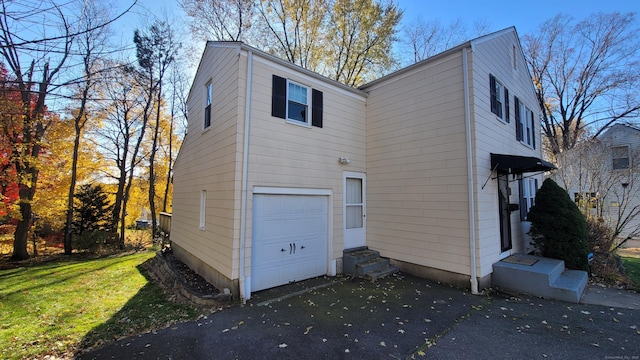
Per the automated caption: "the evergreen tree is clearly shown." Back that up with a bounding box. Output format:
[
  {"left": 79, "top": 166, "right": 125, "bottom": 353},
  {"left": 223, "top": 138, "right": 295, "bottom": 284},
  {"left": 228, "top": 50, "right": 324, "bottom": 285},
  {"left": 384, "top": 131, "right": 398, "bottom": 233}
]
[
  {"left": 72, "top": 184, "right": 114, "bottom": 235},
  {"left": 528, "top": 178, "right": 590, "bottom": 271}
]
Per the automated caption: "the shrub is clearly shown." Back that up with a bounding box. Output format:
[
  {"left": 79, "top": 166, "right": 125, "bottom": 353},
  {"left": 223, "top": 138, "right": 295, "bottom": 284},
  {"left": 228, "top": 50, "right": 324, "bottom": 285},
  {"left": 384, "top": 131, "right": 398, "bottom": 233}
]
[
  {"left": 72, "top": 230, "right": 119, "bottom": 253},
  {"left": 586, "top": 216, "right": 614, "bottom": 254},
  {"left": 528, "top": 178, "right": 590, "bottom": 271}
]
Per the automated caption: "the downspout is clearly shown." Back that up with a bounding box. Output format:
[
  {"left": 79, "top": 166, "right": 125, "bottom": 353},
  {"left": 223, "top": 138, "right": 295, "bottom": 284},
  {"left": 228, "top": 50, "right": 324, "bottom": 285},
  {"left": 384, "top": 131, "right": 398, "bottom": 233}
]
[
  {"left": 239, "top": 49, "right": 253, "bottom": 303},
  {"left": 462, "top": 47, "right": 479, "bottom": 295}
]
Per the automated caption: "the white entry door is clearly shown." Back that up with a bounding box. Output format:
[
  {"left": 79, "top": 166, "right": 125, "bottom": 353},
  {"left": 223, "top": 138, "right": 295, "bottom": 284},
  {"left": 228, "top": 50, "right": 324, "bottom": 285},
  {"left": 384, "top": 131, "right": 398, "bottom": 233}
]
[
  {"left": 344, "top": 172, "right": 366, "bottom": 249},
  {"left": 251, "top": 194, "right": 328, "bottom": 292}
]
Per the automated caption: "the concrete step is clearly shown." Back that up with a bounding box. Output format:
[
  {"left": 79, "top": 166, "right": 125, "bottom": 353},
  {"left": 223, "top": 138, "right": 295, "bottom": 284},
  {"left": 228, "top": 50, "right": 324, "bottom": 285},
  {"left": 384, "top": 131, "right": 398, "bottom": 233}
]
[
  {"left": 365, "top": 264, "right": 400, "bottom": 281},
  {"left": 343, "top": 247, "right": 398, "bottom": 280},
  {"left": 356, "top": 257, "right": 389, "bottom": 276},
  {"left": 550, "top": 270, "right": 588, "bottom": 303},
  {"left": 492, "top": 254, "right": 588, "bottom": 303},
  {"left": 343, "top": 248, "right": 381, "bottom": 275}
]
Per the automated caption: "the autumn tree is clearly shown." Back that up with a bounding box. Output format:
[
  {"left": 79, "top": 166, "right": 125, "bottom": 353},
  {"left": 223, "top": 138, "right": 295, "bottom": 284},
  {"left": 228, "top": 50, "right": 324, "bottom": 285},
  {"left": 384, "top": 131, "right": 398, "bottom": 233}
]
[
  {"left": 522, "top": 13, "right": 640, "bottom": 156},
  {"left": 0, "top": 0, "right": 135, "bottom": 259},
  {"left": 134, "top": 20, "right": 180, "bottom": 236},
  {"left": 182, "top": 0, "right": 402, "bottom": 87},
  {"left": 324, "top": 0, "right": 401, "bottom": 86},
  {"left": 0, "top": 63, "right": 21, "bottom": 219},
  {"left": 92, "top": 64, "right": 146, "bottom": 248},
  {"left": 62, "top": 0, "right": 114, "bottom": 255}
]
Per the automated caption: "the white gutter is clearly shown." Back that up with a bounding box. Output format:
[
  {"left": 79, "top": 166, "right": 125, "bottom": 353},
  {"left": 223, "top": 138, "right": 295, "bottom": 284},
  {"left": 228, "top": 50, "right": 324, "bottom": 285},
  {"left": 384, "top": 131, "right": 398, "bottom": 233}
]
[
  {"left": 239, "top": 50, "right": 253, "bottom": 302},
  {"left": 462, "top": 47, "right": 479, "bottom": 295}
]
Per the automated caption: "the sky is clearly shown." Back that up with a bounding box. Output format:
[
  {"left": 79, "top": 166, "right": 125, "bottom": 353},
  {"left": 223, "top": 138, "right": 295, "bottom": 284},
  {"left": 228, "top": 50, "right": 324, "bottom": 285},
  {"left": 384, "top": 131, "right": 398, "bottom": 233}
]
[
  {"left": 113, "top": 0, "right": 640, "bottom": 68},
  {"left": 124, "top": 0, "right": 640, "bottom": 36},
  {"left": 398, "top": 0, "right": 639, "bottom": 34}
]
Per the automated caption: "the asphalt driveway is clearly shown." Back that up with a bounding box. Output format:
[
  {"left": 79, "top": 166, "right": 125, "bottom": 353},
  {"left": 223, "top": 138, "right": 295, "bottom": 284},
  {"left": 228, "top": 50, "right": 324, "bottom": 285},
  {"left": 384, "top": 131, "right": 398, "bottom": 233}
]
[{"left": 78, "top": 273, "right": 640, "bottom": 360}]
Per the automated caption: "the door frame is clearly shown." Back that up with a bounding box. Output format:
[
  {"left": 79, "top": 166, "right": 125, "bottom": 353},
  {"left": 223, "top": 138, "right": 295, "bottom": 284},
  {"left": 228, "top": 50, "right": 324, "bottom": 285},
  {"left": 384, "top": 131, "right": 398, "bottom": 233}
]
[
  {"left": 343, "top": 172, "right": 366, "bottom": 250},
  {"left": 497, "top": 173, "right": 513, "bottom": 253}
]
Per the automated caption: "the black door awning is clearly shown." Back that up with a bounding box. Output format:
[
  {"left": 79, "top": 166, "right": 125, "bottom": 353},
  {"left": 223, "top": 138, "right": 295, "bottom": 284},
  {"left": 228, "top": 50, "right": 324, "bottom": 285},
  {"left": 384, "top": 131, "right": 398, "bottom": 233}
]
[{"left": 490, "top": 153, "right": 556, "bottom": 174}]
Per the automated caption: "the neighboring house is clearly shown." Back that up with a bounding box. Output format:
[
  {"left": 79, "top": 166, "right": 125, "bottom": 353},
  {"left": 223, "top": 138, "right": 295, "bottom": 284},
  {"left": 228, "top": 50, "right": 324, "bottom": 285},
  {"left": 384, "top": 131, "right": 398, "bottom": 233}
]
[
  {"left": 555, "top": 124, "right": 640, "bottom": 247},
  {"left": 171, "top": 27, "right": 553, "bottom": 301}
]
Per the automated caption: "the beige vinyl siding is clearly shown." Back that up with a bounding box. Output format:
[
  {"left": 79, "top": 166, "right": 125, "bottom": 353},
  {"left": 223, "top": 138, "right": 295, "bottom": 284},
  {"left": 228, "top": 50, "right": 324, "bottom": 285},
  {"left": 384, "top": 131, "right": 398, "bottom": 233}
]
[
  {"left": 470, "top": 30, "right": 544, "bottom": 276},
  {"left": 172, "top": 44, "right": 243, "bottom": 280},
  {"left": 363, "top": 49, "right": 472, "bottom": 276},
  {"left": 243, "top": 55, "right": 367, "bottom": 263}
]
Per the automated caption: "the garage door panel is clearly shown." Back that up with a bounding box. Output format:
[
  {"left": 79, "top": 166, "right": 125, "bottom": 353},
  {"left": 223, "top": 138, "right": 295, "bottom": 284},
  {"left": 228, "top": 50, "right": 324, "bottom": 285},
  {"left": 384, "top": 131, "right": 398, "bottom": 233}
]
[{"left": 251, "top": 194, "right": 328, "bottom": 292}]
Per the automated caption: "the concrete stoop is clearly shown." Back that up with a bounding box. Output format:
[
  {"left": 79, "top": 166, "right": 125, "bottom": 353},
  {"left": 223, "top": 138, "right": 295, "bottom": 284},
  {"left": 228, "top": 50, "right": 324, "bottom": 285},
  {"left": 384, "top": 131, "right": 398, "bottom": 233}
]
[
  {"left": 492, "top": 254, "right": 588, "bottom": 303},
  {"left": 343, "top": 247, "right": 399, "bottom": 281}
]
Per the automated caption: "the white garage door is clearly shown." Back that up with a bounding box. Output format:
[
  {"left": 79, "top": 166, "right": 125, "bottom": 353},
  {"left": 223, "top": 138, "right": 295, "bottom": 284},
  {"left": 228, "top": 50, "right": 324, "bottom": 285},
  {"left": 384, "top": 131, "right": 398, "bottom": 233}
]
[{"left": 251, "top": 194, "right": 328, "bottom": 292}]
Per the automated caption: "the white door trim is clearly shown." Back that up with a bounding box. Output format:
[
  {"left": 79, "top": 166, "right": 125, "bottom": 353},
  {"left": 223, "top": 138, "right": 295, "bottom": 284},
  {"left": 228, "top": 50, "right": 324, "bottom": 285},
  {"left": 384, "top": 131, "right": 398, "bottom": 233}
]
[{"left": 343, "top": 172, "right": 366, "bottom": 249}]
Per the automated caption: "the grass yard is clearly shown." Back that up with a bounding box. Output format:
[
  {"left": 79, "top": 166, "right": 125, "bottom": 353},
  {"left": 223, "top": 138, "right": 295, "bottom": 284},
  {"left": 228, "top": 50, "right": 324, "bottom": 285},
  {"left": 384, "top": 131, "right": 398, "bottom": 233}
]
[
  {"left": 0, "top": 250, "right": 200, "bottom": 360},
  {"left": 621, "top": 256, "right": 640, "bottom": 291}
]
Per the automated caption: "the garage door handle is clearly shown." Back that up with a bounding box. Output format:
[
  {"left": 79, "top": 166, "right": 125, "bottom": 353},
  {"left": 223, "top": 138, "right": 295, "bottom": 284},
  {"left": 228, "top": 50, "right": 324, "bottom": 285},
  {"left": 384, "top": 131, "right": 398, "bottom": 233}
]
[
  {"left": 300, "top": 245, "right": 305, "bottom": 250},
  {"left": 293, "top": 243, "right": 296, "bottom": 253},
  {"left": 290, "top": 243, "right": 293, "bottom": 254},
  {"left": 281, "top": 248, "right": 286, "bottom": 252}
]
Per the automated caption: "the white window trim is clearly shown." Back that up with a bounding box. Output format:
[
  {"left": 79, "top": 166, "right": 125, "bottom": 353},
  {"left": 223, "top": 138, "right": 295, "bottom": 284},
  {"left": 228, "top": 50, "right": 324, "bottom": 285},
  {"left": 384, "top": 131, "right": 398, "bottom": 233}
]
[
  {"left": 285, "top": 79, "right": 311, "bottom": 127},
  {"left": 199, "top": 190, "right": 206, "bottom": 230},
  {"left": 521, "top": 177, "right": 537, "bottom": 221},
  {"left": 204, "top": 82, "right": 213, "bottom": 130}
]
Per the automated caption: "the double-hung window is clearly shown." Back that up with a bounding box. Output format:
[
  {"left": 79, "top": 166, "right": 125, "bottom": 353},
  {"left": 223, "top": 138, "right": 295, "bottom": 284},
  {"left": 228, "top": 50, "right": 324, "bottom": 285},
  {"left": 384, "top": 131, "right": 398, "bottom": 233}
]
[
  {"left": 287, "top": 81, "right": 309, "bottom": 123},
  {"left": 490, "top": 74, "right": 509, "bottom": 122},
  {"left": 204, "top": 82, "right": 212, "bottom": 129},
  {"left": 271, "top": 75, "right": 323, "bottom": 128},
  {"left": 519, "top": 177, "right": 538, "bottom": 221},
  {"left": 612, "top": 145, "right": 630, "bottom": 170},
  {"left": 515, "top": 97, "right": 535, "bottom": 148}
]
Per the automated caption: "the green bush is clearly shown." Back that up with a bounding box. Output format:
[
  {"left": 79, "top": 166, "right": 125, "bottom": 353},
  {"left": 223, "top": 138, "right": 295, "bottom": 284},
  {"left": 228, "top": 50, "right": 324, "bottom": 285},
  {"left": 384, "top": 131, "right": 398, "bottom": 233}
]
[
  {"left": 72, "top": 230, "right": 119, "bottom": 253},
  {"left": 528, "top": 178, "right": 590, "bottom": 271}
]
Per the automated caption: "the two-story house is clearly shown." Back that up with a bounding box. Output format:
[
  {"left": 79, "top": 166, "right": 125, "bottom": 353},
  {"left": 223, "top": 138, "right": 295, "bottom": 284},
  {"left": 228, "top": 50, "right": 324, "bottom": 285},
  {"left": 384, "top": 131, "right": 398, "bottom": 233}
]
[{"left": 170, "top": 27, "right": 553, "bottom": 301}]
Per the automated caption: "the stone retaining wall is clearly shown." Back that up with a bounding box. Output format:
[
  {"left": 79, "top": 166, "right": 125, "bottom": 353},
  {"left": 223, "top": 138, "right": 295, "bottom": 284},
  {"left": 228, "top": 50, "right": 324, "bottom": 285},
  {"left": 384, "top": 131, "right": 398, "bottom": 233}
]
[{"left": 146, "top": 251, "right": 233, "bottom": 307}]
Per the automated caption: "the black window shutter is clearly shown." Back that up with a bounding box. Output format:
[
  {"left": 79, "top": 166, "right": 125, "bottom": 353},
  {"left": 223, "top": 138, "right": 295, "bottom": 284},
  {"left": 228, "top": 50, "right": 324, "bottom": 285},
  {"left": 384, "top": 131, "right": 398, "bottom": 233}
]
[
  {"left": 514, "top": 96, "right": 522, "bottom": 141},
  {"left": 531, "top": 110, "right": 536, "bottom": 149},
  {"left": 489, "top": 74, "right": 497, "bottom": 114},
  {"left": 312, "top": 89, "right": 323, "bottom": 128},
  {"left": 504, "top": 88, "right": 510, "bottom": 123},
  {"left": 272, "top": 75, "right": 286, "bottom": 119}
]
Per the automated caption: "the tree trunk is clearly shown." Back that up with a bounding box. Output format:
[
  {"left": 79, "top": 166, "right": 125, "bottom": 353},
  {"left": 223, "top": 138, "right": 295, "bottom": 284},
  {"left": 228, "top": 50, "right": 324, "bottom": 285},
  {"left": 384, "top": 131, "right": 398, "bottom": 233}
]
[
  {"left": 12, "top": 203, "right": 31, "bottom": 260},
  {"left": 63, "top": 124, "right": 82, "bottom": 255}
]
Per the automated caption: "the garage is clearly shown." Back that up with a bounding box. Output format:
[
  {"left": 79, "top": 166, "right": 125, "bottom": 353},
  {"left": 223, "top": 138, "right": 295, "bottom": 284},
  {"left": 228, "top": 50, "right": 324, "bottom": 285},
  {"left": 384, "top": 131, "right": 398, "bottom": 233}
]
[{"left": 251, "top": 193, "right": 329, "bottom": 292}]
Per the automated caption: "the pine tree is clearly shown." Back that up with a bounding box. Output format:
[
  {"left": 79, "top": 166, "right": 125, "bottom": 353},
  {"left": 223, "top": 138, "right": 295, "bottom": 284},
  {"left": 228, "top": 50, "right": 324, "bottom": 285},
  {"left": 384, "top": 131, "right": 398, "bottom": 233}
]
[{"left": 72, "top": 184, "right": 114, "bottom": 235}]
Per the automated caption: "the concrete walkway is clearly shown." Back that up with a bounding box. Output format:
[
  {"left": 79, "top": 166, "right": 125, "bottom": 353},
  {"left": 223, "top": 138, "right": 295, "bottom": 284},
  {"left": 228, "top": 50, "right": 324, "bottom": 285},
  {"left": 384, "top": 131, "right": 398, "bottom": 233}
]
[{"left": 77, "top": 273, "right": 640, "bottom": 360}]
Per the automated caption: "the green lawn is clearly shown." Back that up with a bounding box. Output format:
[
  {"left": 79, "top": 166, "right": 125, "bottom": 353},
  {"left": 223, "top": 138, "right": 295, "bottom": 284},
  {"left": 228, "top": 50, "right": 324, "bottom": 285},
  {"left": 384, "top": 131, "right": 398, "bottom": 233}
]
[
  {"left": 621, "top": 256, "right": 640, "bottom": 291},
  {"left": 0, "top": 251, "right": 199, "bottom": 359}
]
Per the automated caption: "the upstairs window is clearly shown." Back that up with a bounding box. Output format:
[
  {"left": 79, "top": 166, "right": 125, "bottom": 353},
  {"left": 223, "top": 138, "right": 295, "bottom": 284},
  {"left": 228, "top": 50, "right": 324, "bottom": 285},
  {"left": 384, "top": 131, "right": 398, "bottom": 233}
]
[
  {"left": 272, "top": 75, "right": 323, "bottom": 128},
  {"left": 204, "top": 82, "right": 212, "bottom": 129},
  {"left": 490, "top": 74, "right": 509, "bottom": 122},
  {"left": 287, "top": 81, "right": 308, "bottom": 123},
  {"left": 515, "top": 97, "right": 536, "bottom": 149},
  {"left": 612, "top": 145, "right": 630, "bottom": 170}
]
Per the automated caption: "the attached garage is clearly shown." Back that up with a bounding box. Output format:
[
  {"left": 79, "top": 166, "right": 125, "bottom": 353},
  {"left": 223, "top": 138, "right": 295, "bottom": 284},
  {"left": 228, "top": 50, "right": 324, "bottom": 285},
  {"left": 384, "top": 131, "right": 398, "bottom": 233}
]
[{"left": 251, "top": 192, "right": 330, "bottom": 292}]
